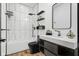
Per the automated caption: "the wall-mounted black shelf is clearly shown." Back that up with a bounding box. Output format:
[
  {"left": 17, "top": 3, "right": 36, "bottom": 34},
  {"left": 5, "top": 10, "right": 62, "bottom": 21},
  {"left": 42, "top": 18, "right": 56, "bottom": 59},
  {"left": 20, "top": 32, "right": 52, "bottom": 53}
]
[
  {"left": 37, "top": 18, "right": 45, "bottom": 21},
  {"left": 36, "top": 25, "right": 45, "bottom": 30},
  {"left": 37, "top": 10, "right": 45, "bottom": 15}
]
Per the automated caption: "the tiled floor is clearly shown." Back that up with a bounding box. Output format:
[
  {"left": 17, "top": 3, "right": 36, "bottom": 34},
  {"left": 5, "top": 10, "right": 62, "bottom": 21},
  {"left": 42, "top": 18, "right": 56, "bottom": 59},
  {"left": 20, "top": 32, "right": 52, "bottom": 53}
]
[{"left": 8, "top": 50, "right": 45, "bottom": 56}]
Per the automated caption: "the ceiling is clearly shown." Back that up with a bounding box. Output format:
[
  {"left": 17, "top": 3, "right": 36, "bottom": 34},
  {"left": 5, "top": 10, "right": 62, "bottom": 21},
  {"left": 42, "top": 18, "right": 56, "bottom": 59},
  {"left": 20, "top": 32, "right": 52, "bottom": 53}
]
[{"left": 20, "top": 3, "right": 38, "bottom": 8}]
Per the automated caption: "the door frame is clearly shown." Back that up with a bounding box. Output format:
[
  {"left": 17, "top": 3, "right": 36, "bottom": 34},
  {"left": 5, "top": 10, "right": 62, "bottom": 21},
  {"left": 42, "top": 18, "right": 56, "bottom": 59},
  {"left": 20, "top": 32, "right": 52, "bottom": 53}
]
[
  {"left": 5, "top": 3, "right": 7, "bottom": 56},
  {"left": 78, "top": 3, "right": 79, "bottom": 56},
  {"left": 0, "top": 3, "right": 8, "bottom": 56}
]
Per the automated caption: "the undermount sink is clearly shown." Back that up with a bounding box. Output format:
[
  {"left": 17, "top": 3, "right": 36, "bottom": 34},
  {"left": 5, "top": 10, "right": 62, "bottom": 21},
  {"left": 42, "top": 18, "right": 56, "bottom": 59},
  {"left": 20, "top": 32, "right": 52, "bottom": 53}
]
[
  {"left": 45, "top": 35, "right": 75, "bottom": 43},
  {"left": 39, "top": 35, "right": 77, "bottom": 49}
]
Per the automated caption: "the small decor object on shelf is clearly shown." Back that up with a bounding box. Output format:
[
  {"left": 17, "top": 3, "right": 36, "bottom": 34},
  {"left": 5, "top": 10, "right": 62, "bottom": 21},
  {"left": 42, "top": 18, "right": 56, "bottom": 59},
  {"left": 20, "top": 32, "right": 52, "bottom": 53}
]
[
  {"left": 46, "top": 30, "right": 52, "bottom": 35},
  {"left": 36, "top": 25, "right": 45, "bottom": 30},
  {"left": 66, "top": 30, "right": 75, "bottom": 39}
]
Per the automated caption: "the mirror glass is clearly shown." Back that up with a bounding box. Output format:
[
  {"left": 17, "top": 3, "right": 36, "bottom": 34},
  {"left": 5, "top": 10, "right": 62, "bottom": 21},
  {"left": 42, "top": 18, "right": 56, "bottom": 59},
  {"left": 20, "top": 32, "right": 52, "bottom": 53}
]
[{"left": 52, "top": 3, "right": 72, "bottom": 29}]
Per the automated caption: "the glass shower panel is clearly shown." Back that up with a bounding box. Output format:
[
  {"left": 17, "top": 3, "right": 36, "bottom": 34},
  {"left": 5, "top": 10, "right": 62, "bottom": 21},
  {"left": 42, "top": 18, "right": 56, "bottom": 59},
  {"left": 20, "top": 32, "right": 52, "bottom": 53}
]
[
  {"left": 14, "top": 4, "right": 30, "bottom": 41},
  {"left": 6, "top": 3, "right": 32, "bottom": 54},
  {"left": 7, "top": 3, "right": 31, "bottom": 42},
  {"left": 7, "top": 3, "right": 16, "bottom": 41}
]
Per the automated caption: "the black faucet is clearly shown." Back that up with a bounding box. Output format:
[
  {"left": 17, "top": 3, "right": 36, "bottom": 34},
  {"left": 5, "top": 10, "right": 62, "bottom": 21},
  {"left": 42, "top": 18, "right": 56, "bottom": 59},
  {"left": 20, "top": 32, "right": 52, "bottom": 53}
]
[{"left": 54, "top": 30, "right": 61, "bottom": 36}]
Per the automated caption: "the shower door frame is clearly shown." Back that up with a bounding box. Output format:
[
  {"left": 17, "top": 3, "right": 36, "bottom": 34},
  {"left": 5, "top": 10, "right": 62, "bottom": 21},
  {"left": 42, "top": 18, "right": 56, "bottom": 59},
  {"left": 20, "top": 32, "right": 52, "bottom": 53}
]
[
  {"left": 78, "top": 3, "right": 79, "bottom": 56},
  {"left": 0, "top": 3, "right": 1, "bottom": 56},
  {"left": 0, "top": 3, "right": 8, "bottom": 56},
  {"left": 5, "top": 3, "right": 8, "bottom": 56}
]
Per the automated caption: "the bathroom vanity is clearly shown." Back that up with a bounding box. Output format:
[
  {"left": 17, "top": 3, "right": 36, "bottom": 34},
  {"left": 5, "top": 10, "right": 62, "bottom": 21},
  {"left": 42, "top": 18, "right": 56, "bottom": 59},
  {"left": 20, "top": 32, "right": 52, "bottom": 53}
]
[{"left": 38, "top": 35, "right": 77, "bottom": 56}]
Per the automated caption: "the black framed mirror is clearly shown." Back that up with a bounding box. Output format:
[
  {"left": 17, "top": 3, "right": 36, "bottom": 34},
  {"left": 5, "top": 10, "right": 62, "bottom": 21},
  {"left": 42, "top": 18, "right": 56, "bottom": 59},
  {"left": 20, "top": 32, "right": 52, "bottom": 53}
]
[{"left": 52, "top": 3, "right": 72, "bottom": 29}]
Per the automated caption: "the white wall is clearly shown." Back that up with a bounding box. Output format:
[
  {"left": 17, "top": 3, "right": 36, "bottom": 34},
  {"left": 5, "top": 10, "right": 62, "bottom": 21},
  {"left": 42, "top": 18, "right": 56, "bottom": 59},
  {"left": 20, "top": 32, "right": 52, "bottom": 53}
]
[
  {"left": 38, "top": 3, "right": 77, "bottom": 48},
  {"left": 30, "top": 4, "right": 39, "bottom": 42}
]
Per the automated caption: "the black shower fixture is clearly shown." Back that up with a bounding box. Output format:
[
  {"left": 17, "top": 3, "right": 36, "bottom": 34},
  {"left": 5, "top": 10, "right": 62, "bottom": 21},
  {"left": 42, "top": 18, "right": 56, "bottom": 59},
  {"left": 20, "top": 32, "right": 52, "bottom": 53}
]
[{"left": 28, "top": 13, "right": 35, "bottom": 16}]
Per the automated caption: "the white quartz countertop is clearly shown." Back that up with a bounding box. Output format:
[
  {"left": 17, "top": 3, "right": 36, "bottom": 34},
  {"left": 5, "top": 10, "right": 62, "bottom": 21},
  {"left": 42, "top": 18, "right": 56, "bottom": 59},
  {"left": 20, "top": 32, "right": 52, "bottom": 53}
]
[{"left": 39, "top": 35, "right": 77, "bottom": 49}]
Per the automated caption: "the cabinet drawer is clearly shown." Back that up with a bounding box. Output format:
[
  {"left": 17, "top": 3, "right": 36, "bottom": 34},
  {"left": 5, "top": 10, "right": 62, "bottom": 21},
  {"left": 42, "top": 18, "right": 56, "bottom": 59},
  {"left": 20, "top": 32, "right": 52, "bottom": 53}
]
[
  {"left": 58, "top": 46, "right": 74, "bottom": 56},
  {"left": 44, "top": 41, "right": 58, "bottom": 55},
  {"left": 44, "top": 49, "right": 56, "bottom": 56}
]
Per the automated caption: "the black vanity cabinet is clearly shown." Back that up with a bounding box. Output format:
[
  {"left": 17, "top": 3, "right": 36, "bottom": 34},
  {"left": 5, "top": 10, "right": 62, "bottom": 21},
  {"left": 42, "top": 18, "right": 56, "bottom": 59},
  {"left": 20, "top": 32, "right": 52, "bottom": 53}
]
[
  {"left": 38, "top": 39, "right": 44, "bottom": 53},
  {"left": 39, "top": 39, "right": 77, "bottom": 56},
  {"left": 58, "top": 46, "right": 75, "bottom": 56},
  {"left": 44, "top": 41, "right": 58, "bottom": 56},
  {"left": 39, "top": 39, "right": 58, "bottom": 56}
]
